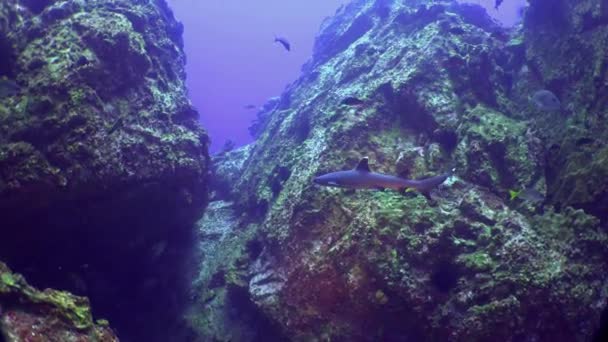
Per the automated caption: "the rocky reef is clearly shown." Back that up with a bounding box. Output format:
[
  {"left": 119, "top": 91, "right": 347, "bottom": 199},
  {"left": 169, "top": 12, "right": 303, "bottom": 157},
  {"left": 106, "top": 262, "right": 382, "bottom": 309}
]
[
  {"left": 189, "top": 0, "right": 608, "bottom": 341},
  {"left": 0, "top": 0, "right": 209, "bottom": 340},
  {"left": 0, "top": 261, "right": 118, "bottom": 341}
]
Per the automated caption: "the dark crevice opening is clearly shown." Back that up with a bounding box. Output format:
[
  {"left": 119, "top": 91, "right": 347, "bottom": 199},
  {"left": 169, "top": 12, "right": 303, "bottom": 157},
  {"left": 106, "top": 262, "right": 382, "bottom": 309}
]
[
  {"left": 269, "top": 166, "right": 292, "bottom": 197},
  {"left": 433, "top": 129, "right": 459, "bottom": 152},
  {"left": 246, "top": 238, "right": 263, "bottom": 260},
  {"left": 0, "top": 184, "right": 202, "bottom": 342},
  {"left": 593, "top": 301, "right": 608, "bottom": 342},
  {"left": 22, "top": 0, "right": 54, "bottom": 15},
  {"left": 430, "top": 260, "right": 460, "bottom": 293},
  {"left": 0, "top": 32, "right": 16, "bottom": 78},
  {"left": 225, "top": 286, "right": 288, "bottom": 342}
]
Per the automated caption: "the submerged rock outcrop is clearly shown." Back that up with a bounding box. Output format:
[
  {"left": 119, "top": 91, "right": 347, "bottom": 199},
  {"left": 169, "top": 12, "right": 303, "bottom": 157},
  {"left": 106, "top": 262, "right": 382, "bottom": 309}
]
[
  {"left": 0, "top": 0, "right": 209, "bottom": 340},
  {"left": 0, "top": 261, "right": 118, "bottom": 341},
  {"left": 190, "top": 0, "right": 608, "bottom": 341}
]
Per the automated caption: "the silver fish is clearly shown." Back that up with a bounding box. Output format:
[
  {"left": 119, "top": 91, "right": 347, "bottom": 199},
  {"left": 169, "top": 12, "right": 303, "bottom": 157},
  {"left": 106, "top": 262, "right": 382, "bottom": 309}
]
[{"left": 531, "top": 89, "right": 561, "bottom": 111}]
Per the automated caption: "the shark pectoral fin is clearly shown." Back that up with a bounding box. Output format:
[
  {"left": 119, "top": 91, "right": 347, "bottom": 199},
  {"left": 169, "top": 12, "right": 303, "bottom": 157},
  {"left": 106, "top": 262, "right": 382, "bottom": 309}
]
[
  {"left": 421, "top": 192, "right": 438, "bottom": 206},
  {"left": 422, "top": 192, "right": 433, "bottom": 201}
]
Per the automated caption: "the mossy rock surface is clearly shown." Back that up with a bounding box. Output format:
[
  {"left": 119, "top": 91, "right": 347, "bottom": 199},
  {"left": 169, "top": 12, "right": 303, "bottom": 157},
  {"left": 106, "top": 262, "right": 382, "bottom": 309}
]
[
  {"left": 189, "top": 0, "right": 608, "bottom": 341},
  {"left": 0, "top": 1, "right": 209, "bottom": 341},
  {"left": 0, "top": 261, "right": 118, "bottom": 341},
  {"left": 0, "top": 0, "right": 209, "bottom": 218}
]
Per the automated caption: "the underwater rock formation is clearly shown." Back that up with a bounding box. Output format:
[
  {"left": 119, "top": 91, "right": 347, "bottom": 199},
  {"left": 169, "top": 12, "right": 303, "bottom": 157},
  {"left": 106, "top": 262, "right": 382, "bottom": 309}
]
[
  {"left": 190, "top": 0, "right": 608, "bottom": 340},
  {"left": 0, "top": 0, "right": 209, "bottom": 340},
  {"left": 0, "top": 261, "right": 118, "bottom": 341},
  {"left": 520, "top": 0, "right": 608, "bottom": 220}
]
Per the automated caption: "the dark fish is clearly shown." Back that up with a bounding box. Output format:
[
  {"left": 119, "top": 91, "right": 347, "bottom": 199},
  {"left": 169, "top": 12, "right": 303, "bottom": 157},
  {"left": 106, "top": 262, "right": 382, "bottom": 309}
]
[
  {"left": 0, "top": 78, "right": 19, "bottom": 98},
  {"left": 274, "top": 36, "right": 291, "bottom": 51},
  {"left": 531, "top": 89, "right": 561, "bottom": 111},
  {"left": 244, "top": 104, "right": 257, "bottom": 110},
  {"left": 495, "top": 0, "right": 503, "bottom": 9},
  {"left": 106, "top": 117, "right": 124, "bottom": 135},
  {"left": 341, "top": 97, "right": 365, "bottom": 106},
  {"left": 509, "top": 188, "right": 544, "bottom": 203},
  {"left": 575, "top": 137, "right": 594, "bottom": 147}
]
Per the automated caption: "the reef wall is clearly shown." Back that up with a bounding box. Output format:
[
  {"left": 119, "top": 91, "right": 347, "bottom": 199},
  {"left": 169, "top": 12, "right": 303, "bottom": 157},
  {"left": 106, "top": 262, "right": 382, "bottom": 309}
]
[
  {"left": 190, "top": 0, "right": 608, "bottom": 340},
  {"left": 0, "top": 0, "right": 209, "bottom": 340}
]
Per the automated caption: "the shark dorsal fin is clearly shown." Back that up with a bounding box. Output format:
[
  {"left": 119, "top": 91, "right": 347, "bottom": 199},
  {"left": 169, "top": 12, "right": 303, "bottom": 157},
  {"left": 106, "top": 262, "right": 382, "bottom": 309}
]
[{"left": 355, "top": 157, "right": 371, "bottom": 172}]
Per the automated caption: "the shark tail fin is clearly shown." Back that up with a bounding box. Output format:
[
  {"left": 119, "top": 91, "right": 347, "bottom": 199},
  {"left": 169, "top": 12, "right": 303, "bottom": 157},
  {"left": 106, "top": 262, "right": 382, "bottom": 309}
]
[{"left": 509, "top": 190, "right": 520, "bottom": 201}]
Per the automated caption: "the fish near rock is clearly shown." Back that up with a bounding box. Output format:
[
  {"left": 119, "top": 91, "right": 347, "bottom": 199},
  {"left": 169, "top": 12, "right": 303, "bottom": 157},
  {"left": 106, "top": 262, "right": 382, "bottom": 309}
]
[
  {"left": 314, "top": 157, "right": 452, "bottom": 201},
  {"left": 531, "top": 89, "right": 561, "bottom": 111},
  {"left": 509, "top": 187, "right": 544, "bottom": 203}
]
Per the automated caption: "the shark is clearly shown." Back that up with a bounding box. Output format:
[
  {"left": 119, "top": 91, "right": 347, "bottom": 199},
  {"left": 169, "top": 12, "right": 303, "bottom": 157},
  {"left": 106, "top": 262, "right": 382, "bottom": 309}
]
[{"left": 313, "top": 157, "right": 453, "bottom": 201}]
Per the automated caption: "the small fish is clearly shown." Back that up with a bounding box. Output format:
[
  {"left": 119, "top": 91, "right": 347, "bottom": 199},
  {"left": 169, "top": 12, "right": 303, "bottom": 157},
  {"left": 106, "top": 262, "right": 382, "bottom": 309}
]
[
  {"left": 274, "top": 36, "right": 291, "bottom": 51},
  {"left": 341, "top": 97, "right": 365, "bottom": 106},
  {"left": 0, "top": 78, "right": 19, "bottom": 98},
  {"left": 509, "top": 188, "right": 544, "bottom": 203},
  {"left": 494, "top": 0, "right": 503, "bottom": 9},
  {"left": 531, "top": 90, "right": 561, "bottom": 111},
  {"left": 244, "top": 104, "right": 257, "bottom": 110}
]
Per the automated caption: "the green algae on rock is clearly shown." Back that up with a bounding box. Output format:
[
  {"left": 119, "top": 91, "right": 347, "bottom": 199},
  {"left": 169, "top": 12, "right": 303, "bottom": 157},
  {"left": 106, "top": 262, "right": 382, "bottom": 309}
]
[
  {"left": 188, "top": 0, "right": 608, "bottom": 341},
  {"left": 522, "top": 0, "right": 608, "bottom": 219},
  {"left": 0, "top": 261, "right": 118, "bottom": 341},
  {"left": 0, "top": 0, "right": 210, "bottom": 341},
  {"left": 0, "top": 0, "right": 209, "bottom": 216}
]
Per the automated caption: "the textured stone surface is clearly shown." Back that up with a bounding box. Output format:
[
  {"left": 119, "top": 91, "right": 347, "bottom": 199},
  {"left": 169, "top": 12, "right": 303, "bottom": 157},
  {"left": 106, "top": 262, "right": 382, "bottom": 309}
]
[
  {"left": 521, "top": 0, "right": 608, "bottom": 219},
  {"left": 0, "top": 0, "right": 209, "bottom": 341},
  {"left": 0, "top": 261, "right": 118, "bottom": 341},
  {"left": 189, "top": 0, "right": 608, "bottom": 341},
  {"left": 0, "top": 0, "right": 209, "bottom": 218}
]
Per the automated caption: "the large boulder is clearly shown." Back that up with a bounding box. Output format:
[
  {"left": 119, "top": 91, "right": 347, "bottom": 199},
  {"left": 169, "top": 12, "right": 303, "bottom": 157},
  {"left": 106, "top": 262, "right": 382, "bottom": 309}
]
[
  {"left": 189, "top": 0, "right": 608, "bottom": 341},
  {"left": 0, "top": 0, "right": 209, "bottom": 340},
  {"left": 0, "top": 0, "right": 208, "bottom": 220}
]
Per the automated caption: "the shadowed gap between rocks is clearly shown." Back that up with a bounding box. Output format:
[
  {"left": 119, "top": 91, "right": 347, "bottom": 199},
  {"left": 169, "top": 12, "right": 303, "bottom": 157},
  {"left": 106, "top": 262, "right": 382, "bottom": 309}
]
[
  {"left": 0, "top": 32, "right": 16, "bottom": 78},
  {"left": 594, "top": 300, "right": 608, "bottom": 342},
  {"left": 225, "top": 285, "right": 288, "bottom": 342},
  {"left": 21, "top": 0, "right": 54, "bottom": 15},
  {"left": 0, "top": 184, "right": 202, "bottom": 342}
]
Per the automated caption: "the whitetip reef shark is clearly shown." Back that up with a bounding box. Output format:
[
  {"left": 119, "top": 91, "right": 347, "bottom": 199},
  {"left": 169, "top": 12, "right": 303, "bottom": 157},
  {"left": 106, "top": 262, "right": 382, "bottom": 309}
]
[{"left": 313, "top": 157, "right": 453, "bottom": 201}]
